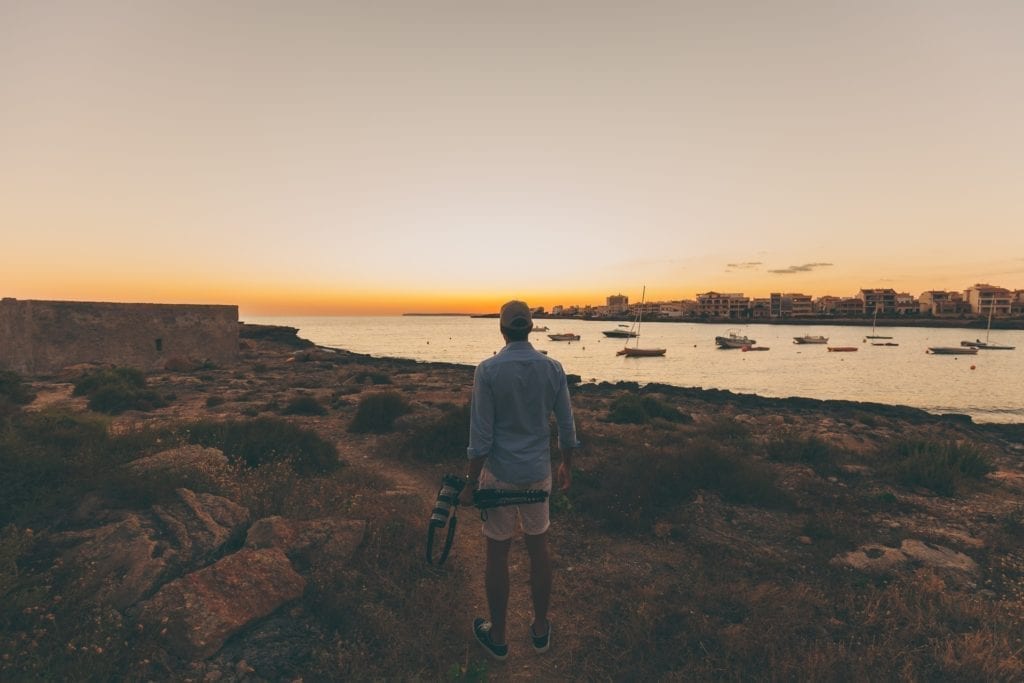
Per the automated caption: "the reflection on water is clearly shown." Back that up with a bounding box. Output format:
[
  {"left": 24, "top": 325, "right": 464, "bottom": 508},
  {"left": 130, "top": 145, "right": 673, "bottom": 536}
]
[{"left": 245, "top": 316, "right": 1024, "bottom": 424}]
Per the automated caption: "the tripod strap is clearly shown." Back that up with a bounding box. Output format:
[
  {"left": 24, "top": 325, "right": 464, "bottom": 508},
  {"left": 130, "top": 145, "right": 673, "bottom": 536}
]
[
  {"left": 425, "top": 509, "right": 459, "bottom": 566},
  {"left": 473, "top": 488, "right": 549, "bottom": 509}
]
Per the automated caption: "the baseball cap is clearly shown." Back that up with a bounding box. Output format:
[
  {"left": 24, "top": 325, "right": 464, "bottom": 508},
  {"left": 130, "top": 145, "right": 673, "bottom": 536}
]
[{"left": 499, "top": 300, "right": 533, "bottom": 330}]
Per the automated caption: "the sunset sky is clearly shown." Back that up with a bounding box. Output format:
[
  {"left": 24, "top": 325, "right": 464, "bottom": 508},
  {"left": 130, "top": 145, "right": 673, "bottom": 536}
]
[{"left": 3, "top": 1, "right": 1023, "bottom": 316}]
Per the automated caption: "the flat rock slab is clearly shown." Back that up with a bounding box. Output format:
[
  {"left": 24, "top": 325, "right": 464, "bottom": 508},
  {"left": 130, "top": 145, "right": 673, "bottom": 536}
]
[
  {"left": 139, "top": 547, "right": 306, "bottom": 660},
  {"left": 245, "top": 516, "right": 365, "bottom": 566},
  {"left": 832, "top": 538, "right": 979, "bottom": 580},
  {"left": 59, "top": 514, "right": 172, "bottom": 610}
]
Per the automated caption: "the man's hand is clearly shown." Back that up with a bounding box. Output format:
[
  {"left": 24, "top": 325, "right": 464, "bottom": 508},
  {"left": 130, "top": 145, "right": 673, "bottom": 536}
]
[
  {"left": 557, "top": 462, "right": 572, "bottom": 492},
  {"left": 458, "top": 479, "right": 476, "bottom": 507}
]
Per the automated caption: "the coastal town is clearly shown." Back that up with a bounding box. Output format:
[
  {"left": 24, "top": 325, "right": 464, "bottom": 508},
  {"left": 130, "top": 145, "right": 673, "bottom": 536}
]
[{"left": 538, "top": 282, "right": 1024, "bottom": 322}]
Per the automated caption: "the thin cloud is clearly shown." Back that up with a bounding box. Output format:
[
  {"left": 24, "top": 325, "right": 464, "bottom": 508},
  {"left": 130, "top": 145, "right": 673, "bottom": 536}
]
[
  {"left": 767, "top": 262, "right": 834, "bottom": 275},
  {"left": 725, "top": 261, "right": 762, "bottom": 272}
]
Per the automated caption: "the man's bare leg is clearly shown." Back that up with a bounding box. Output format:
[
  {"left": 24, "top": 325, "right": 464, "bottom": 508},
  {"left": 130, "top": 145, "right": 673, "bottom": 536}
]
[
  {"left": 485, "top": 537, "right": 511, "bottom": 644},
  {"left": 524, "top": 531, "right": 552, "bottom": 636}
]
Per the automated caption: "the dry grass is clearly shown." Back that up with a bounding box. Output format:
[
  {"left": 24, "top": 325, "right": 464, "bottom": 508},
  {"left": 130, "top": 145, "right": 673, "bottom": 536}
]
[{"left": 4, "top": 346, "right": 1024, "bottom": 681}]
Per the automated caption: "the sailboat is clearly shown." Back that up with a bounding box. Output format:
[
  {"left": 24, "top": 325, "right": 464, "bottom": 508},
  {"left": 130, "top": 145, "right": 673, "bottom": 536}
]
[
  {"left": 864, "top": 305, "right": 893, "bottom": 340},
  {"left": 616, "top": 286, "right": 666, "bottom": 357},
  {"left": 961, "top": 301, "right": 1016, "bottom": 350}
]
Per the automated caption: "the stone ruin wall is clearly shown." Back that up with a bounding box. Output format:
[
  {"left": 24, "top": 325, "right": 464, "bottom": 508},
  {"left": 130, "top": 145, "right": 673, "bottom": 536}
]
[{"left": 0, "top": 299, "right": 238, "bottom": 375}]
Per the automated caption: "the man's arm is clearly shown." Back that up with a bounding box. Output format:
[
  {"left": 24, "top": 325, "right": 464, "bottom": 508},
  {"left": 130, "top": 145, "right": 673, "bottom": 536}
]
[
  {"left": 466, "top": 365, "right": 494, "bottom": 459},
  {"left": 459, "top": 456, "right": 485, "bottom": 506}
]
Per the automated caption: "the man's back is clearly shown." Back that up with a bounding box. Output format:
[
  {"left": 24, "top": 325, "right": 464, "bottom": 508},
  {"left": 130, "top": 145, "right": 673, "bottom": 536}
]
[{"left": 468, "top": 341, "right": 577, "bottom": 485}]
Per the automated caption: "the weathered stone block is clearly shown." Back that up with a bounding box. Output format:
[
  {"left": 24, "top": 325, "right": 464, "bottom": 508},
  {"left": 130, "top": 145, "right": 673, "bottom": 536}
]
[{"left": 139, "top": 548, "right": 306, "bottom": 660}]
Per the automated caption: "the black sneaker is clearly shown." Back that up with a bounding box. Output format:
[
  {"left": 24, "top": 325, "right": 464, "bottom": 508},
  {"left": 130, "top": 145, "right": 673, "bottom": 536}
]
[
  {"left": 530, "top": 621, "right": 551, "bottom": 653},
  {"left": 473, "top": 618, "right": 508, "bottom": 661}
]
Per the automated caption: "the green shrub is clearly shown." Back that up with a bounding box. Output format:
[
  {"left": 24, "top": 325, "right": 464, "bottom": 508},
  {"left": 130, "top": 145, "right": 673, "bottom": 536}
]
[
  {"left": 641, "top": 396, "right": 692, "bottom": 423},
  {"left": 72, "top": 367, "right": 167, "bottom": 415},
  {"left": 205, "top": 395, "right": 226, "bottom": 408},
  {"left": 186, "top": 417, "right": 340, "bottom": 475},
  {"left": 0, "top": 371, "right": 35, "bottom": 415},
  {"left": 885, "top": 439, "right": 994, "bottom": 497},
  {"left": 400, "top": 403, "right": 469, "bottom": 462},
  {"left": 573, "top": 436, "right": 789, "bottom": 534},
  {"left": 349, "top": 392, "right": 411, "bottom": 434},
  {"left": 352, "top": 371, "right": 391, "bottom": 385},
  {"left": 702, "top": 416, "right": 752, "bottom": 444},
  {"left": 0, "top": 524, "right": 34, "bottom": 600},
  {"left": 607, "top": 394, "right": 648, "bottom": 424},
  {"left": 766, "top": 430, "right": 834, "bottom": 473},
  {"left": 0, "top": 412, "right": 114, "bottom": 526},
  {"left": 282, "top": 395, "right": 328, "bottom": 416}
]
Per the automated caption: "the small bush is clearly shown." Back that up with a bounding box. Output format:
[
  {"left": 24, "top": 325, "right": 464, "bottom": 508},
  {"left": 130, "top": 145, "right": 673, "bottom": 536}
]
[
  {"left": 885, "top": 439, "right": 995, "bottom": 497},
  {"left": 608, "top": 394, "right": 691, "bottom": 425},
  {"left": 349, "top": 392, "right": 411, "bottom": 434},
  {"left": 766, "top": 430, "right": 834, "bottom": 474},
  {"left": 573, "top": 436, "right": 789, "bottom": 534},
  {"left": 205, "top": 395, "right": 226, "bottom": 408},
  {"left": 607, "top": 394, "right": 648, "bottom": 424},
  {"left": 186, "top": 417, "right": 340, "bottom": 475},
  {"left": 641, "top": 396, "right": 692, "bottom": 423},
  {"left": 0, "top": 411, "right": 116, "bottom": 526},
  {"left": 282, "top": 395, "right": 328, "bottom": 416},
  {"left": 352, "top": 371, "right": 391, "bottom": 385},
  {"left": 72, "top": 367, "right": 167, "bottom": 415},
  {"left": 400, "top": 403, "right": 469, "bottom": 462},
  {"left": 0, "top": 371, "right": 35, "bottom": 414}
]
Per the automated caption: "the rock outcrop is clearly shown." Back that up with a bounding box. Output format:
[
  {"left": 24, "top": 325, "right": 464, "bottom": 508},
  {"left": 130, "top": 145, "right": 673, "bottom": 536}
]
[
  {"left": 245, "top": 516, "right": 365, "bottom": 568},
  {"left": 152, "top": 489, "right": 249, "bottom": 566},
  {"left": 59, "top": 514, "right": 174, "bottom": 610},
  {"left": 831, "top": 538, "right": 979, "bottom": 584},
  {"left": 138, "top": 547, "right": 306, "bottom": 660},
  {"left": 58, "top": 488, "right": 248, "bottom": 609}
]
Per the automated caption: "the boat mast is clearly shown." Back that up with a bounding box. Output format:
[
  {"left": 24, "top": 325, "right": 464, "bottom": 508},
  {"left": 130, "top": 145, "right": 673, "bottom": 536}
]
[{"left": 987, "top": 295, "right": 994, "bottom": 342}]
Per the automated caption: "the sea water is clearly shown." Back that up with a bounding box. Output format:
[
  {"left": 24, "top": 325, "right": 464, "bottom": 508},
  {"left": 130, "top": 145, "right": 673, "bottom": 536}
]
[{"left": 244, "top": 316, "right": 1024, "bottom": 424}]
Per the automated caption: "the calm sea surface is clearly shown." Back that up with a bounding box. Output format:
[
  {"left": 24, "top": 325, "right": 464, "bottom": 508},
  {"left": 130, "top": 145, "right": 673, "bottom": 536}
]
[{"left": 245, "top": 316, "right": 1024, "bottom": 424}]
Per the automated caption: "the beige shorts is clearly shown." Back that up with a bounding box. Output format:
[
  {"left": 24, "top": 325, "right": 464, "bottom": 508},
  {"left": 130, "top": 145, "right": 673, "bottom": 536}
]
[{"left": 478, "top": 469, "right": 553, "bottom": 541}]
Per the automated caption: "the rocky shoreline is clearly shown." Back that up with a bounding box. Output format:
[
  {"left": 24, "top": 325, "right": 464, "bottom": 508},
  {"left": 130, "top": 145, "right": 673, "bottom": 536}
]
[{"left": 2, "top": 324, "right": 1023, "bottom": 680}]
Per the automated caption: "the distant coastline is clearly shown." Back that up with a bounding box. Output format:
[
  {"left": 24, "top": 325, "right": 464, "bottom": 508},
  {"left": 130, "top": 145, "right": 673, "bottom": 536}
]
[
  {"left": 467, "top": 313, "right": 1024, "bottom": 330},
  {"left": 401, "top": 312, "right": 473, "bottom": 317}
]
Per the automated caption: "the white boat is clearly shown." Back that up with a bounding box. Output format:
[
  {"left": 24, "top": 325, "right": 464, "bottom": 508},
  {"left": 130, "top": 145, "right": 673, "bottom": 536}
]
[
  {"left": 793, "top": 335, "right": 828, "bottom": 344},
  {"left": 616, "top": 286, "right": 666, "bottom": 357},
  {"left": 548, "top": 333, "right": 580, "bottom": 341},
  {"left": 603, "top": 324, "right": 638, "bottom": 338},
  {"left": 716, "top": 330, "right": 756, "bottom": 349},
  {"left": 865, "top": 306, "right": 893, "bottom": 340},
  {"left": 927, "top": 346, "right": 978, "bottom": 355},
  {"left": 961, "top": 304, "right": 1016, "bottom": 350},
  {"left": 531, "top": 325, "right": 549, "bottom": 333}
]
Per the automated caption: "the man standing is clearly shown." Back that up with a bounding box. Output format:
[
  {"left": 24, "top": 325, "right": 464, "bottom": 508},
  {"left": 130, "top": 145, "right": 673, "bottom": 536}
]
[{"left": 460, "top": 300, "right": 580, "bottom": 661}]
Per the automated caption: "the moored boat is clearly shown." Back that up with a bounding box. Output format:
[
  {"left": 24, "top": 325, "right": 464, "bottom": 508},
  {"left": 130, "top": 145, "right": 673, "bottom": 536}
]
[
  {"left": 827, "top": 346, "right": 858, "bottom": 352},
  {"left": 603, "top": 327, "right": 638, "bottom": 338},
  {"left": 960, "top": 303, "right": 1016, "bottom": 350},
  {"left": 548, "top": 333, "right": 580, "bottom": 341},
  {"left": 793, "top": 335, "right": 828, "bottom": 344},
  {"left": 961, "top": 340, "right": 1016, "bottom": 350},
  {"left": 741, "top": 345, "right": 770, "bottom": 351},
  {"left": 617, "top": 347, "right": 666, "bottom": 357},
  {"left": 927, "top": 346, "right": 978, "bottom": 355},
  {"left": 616, "top": 286, "right": 666, "bottom": 357},
  {"left": 716, "top": 331, "right": 756, "bottom": 349}
]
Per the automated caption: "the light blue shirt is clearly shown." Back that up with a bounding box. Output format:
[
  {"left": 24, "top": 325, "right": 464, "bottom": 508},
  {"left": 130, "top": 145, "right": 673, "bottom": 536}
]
[{"left": 467, "top": 340, "right": 579, "bottom": 484}]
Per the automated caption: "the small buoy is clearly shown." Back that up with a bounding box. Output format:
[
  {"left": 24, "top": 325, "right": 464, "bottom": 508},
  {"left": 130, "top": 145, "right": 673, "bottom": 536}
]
[{"left": 970, "top": 365, "right": 976, "bottom": 370}]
